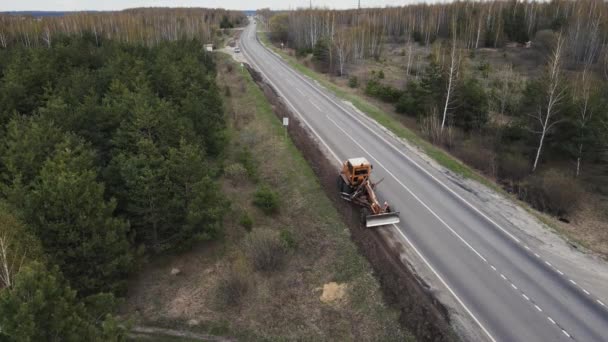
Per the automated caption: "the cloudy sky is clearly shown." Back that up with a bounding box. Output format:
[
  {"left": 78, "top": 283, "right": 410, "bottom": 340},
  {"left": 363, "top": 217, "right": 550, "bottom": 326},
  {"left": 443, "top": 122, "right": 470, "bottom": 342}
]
[{"left": 1, "top": 0, "right": 425, "bottom": 12}]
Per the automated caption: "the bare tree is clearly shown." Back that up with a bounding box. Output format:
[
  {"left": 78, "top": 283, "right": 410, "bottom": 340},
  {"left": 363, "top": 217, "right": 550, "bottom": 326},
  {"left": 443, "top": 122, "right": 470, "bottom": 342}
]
[
  {"left": 334, "top": 27, "right": 351, "bottom": 76},
  {"left": 441, "top": 18, "right": 459, "bottom": 132},
  {"left": 531, "top": 33, "right": 566, "bottom": 172},
  {"left": 0, "top": 233, "right": 27, "bottom": 289},
  {"left": 492, "top": 64, "right": 523, "bottom": 116}
]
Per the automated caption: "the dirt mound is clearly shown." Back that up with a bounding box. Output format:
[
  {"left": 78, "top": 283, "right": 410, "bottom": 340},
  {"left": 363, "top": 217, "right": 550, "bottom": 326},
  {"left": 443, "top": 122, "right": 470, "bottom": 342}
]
[{"left": 319, "top": 282, "right": 347, "bottom": 303}]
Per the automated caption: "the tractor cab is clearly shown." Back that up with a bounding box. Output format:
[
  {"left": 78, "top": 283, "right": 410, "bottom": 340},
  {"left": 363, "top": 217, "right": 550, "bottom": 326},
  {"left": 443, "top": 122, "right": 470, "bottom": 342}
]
[{"left": 342, "top": 157, "right": 372, "bottom": 186}]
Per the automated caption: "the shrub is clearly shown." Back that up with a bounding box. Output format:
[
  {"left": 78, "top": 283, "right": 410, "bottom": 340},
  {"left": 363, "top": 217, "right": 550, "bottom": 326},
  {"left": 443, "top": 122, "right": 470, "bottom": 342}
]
[
  {"left": 236, "top": 148, "right": 258, "bottom": 180},
  {"left": 365, "top": 79, "right": 402, "bottom": 103},
  {"left": 524, "top": 169, "right": 584, "bottom": 217},
  {"left": 253, "top": 186, "right": 279, "bottom": 215},
  {"left": 348, "top": 76, "right": 359, "bottom": 88},
  {"left": 216, "top": 264, "right": 249, "bottom": 306},
  {"left": 239, "top": 211, "right": 253, "bottom": 231},
  {"left": 377, "top": 70, "right": 385, "bottom": 79},
  {"left": 498, "top": 153, "right": 530, "bottom": 182},
  {"left": 224, "top": 163, "right": 247, "bottom": 185},
  {"left": 280, "top": 229, "right": 297, "bottom": 250},
  {"left": 244, "top": 229, "right": 287, "bottom": 272}
]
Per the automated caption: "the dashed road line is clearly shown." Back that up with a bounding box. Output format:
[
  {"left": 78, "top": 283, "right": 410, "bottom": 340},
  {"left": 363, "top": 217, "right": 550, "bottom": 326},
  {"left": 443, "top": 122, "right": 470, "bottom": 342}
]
[
  {"left": 523, "top": 294, "right": 530, "bottom": 301},
  {"left": 548, "top": 317, "right": 556, "bottom": 325},
  {"left": 535, "top": 305, "right": 543, "bottom": 312}
]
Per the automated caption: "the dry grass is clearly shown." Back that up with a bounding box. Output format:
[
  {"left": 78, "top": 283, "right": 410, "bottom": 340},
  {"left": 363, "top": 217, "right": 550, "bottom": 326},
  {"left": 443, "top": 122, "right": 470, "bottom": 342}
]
[{"left": 123, "top": 52, "right": 409, "bottom": 341}]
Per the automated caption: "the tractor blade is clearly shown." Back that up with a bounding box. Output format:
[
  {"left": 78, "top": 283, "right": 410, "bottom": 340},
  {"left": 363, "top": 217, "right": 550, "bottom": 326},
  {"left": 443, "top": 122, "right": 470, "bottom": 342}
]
[{"left": 366, "top": 212, "right": 400, "bottom": 228}]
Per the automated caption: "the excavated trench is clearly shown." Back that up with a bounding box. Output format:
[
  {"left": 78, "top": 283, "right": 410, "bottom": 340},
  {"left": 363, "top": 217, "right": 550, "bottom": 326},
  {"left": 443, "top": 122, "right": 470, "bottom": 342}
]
[{"left": 245, "top": 64, "right": 456, "bottom": 342}]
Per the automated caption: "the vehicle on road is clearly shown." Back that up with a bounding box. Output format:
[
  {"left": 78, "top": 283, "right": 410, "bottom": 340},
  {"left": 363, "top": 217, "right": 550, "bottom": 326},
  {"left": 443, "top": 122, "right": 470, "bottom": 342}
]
[{"left": 338, "top": 157, "right": 400, "bottom": 227}]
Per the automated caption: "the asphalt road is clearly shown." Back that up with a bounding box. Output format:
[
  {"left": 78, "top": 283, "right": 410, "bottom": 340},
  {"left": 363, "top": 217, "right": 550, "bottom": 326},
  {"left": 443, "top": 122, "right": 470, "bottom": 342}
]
[{"left": 239, "top": 21, "right": 608, "bottom": 342}]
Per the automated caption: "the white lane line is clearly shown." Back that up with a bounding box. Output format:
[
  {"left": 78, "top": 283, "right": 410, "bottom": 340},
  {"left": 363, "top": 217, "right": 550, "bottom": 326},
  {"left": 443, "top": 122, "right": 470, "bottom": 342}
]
[
  {"left": 534, "top": 253, "right": 540, "bottom": 258},
  {"left": 583, "top": 289, "right": 590, "bottom": 295},
  {"left": 547, "top": 316, "right": 556, "bottom": 324},
  {"left": 491, "top": 265, "right": 497, "bottom": 271},
  {"left": 545, "top": 261, "right": 552, "bottom": 267},
  {"left": 569, "top": 279, "right": 577, "bottom": 285},
  {"left": 511, "top": 283, "right": 518, "bottom": 290},
  {"left": 310, "top": 101, "right": 322, "bottom": 112},
  {"left": 243, "top": 34, "right": 497, "bottom": 342},
  {"left": 240, "top": 40, "right": 341, "bottom": 164},
  {"left": 598, "top": 300, "right": 605, "bottom": 306},
  {"left": 295, "top": 87, "right": 306, "bottom": 96},
  {"left": 557, "top": 269, "right": 564, "bottom": 275},
  {"left": 523, "top": 294, "right": 530, "bottom": 301},
  {"left": 535, "top": 305, "right": 543, "bottom": 312},
  {"left": 500, "top": 274, "right": 507, "bottom": 280},
  {"left": 562, "top": 330, "right": 571, "bottom": 338}
]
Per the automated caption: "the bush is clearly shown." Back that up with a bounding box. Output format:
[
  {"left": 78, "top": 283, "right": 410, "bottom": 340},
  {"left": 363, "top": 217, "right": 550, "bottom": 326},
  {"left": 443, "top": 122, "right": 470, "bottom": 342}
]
[
  {"left": 365, "top": 79, "right": 402, "bottom": 103},
  {"left": 253, "top": 186, "right": 279, "bottom": 215},
  {"left": 236, "top": 148, "right": 258, "bottom": 180},
  {"left": 239, "top": 211, "right": 253, "bottom": 231},
  {"left": 524, "top": 169, "right": 584, "bottom": 217},
  {"left": 244, "top": 229, "right": 287, "bottom": 272},
  {"left": 216, "top": 264, "right": 249, "bottom": 306},
  {"left": 377, "top": 70, "right": 385, "bottom": 79},
  {"left": 348, "top": 76, "right": 359, "bottom": 88},
  {"left": 498, "top": 153, "right": 530, "bottom": 182},
  {"left": 280, "top": 229, "right": 297, "bottom": 250},
  {"left": 224, "top": 162, "right": 247, "bottom": 185}
]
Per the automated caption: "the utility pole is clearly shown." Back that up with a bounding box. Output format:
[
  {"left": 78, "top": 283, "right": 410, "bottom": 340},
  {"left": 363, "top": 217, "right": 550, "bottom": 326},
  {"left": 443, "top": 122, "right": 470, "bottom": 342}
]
[{"left": 358, "top": 0, "right": 361, "bottom": 10}]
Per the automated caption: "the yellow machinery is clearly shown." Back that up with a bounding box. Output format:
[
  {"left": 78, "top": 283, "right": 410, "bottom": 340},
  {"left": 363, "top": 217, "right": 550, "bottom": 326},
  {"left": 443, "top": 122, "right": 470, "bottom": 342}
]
[{"left": 338, "top": 157, "right": 400, "bottom": 228}]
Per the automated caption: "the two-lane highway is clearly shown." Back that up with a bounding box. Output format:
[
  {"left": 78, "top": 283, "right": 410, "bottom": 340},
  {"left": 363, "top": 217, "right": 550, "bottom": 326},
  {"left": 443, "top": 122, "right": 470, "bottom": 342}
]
[{"left": 240, "top": 20, "right": 608, "bottom": 341}]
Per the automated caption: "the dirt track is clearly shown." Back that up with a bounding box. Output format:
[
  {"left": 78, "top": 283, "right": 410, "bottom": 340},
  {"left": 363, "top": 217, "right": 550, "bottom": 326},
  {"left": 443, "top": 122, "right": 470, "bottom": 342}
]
[{"left": 246, "top": 64, "right": 456, "bottom": 342}]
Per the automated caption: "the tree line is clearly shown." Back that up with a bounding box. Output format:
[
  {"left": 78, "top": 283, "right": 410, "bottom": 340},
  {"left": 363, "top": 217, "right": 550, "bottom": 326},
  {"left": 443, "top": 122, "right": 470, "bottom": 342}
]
[
  {"left": 0, "top": 19, "right": 231, "bottom": 340},
  {"left": 0, "top": 8, "right": 246, "bottom": 48}
]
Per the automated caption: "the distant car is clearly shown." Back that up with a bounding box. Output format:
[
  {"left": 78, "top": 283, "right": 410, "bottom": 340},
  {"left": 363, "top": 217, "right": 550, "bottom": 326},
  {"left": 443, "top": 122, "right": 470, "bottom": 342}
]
[{"left": 234, "top": 47, "right": 240, "bottom": 53}]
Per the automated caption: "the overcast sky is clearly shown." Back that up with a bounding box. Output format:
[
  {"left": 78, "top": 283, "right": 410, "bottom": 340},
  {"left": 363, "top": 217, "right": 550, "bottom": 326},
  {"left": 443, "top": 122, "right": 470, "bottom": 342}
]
[{"left": 1, "top": 0, "right": 426, "bottom": 12}]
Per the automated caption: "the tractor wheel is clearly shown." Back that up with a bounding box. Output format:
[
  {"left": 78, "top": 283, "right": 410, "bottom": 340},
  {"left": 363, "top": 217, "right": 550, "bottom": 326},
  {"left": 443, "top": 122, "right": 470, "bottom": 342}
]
[{"left": 338, "top": 175, "right": 350, "bottom": 194}]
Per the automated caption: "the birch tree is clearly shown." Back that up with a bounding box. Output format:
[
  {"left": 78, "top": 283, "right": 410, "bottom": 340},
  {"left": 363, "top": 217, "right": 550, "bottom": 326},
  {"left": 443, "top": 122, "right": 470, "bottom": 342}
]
[
  {"left": 441, "top": 19, "right": 459, "bottom": 132},
  {"left": 531, "top": 33, "right": 566, "bottom": 172}
]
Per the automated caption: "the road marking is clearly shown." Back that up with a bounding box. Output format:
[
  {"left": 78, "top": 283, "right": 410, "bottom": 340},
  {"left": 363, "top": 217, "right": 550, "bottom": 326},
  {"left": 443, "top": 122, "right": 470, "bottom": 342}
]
[
  {"left": 548, "top": 317, "right": 556, "bottom": 324},
  {"left": 557, "top": 269, "right": 564, "bottom": 275},
  {"left": 535, "top": 305, "right": 543, "bottom": 312},
  {"left": 491, "top": 265, "right": 496, "bottom": 271},
  {"left": 511, "top": 283, "right": 518, "bottom": 290},
  {"left": 545, "top": 261, "right": 552, "bottom": 267},
  {"left": 500, "top": 274, "right": 507, "bottom": 280},
  {"left": 598, "top": 300, "right": 605, "bottom": 306},
  {"left": 534, "top": 253, "right": 540, "bottom": 258},
  {"left": 569, "top": 279, "right": 577, "bottom": 285},
  {"left": 524, "top": 245, "right": 530, "bottom": 250},
  {"left": 562, "top": 330, "right": 570, "bottom": 338},
  {"left": 523, "top": 294, "right": 530, "bottom": 301},
  {"left": 295, "top": 87, "right": 305, "bottom": 96},
  {"left": 310, "top": 101, "right": 322, "bottom": 111},
  {"left": 390, "top": 224, "right": 498, "bottom": 342},
  {"left": 583, "top": 289, "right": 590, "bottom": 295}
]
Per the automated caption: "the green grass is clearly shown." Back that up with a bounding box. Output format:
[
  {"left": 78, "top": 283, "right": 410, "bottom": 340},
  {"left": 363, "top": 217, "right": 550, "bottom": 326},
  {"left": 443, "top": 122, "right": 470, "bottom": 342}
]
[{"left": 258, "top": 32, "right": 498, "bottom": 190}]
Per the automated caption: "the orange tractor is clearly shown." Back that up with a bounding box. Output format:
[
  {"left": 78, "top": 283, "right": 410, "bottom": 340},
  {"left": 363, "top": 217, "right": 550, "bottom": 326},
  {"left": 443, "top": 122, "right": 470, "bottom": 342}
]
[{"left": 338, "top": 157, "right": 400, "bottom": 228}]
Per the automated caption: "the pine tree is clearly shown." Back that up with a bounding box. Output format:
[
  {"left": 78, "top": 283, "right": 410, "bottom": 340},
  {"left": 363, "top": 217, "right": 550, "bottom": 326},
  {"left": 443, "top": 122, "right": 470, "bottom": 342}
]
[{"left": 26, "top": 138, "right": 133, "bottom": 295}]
